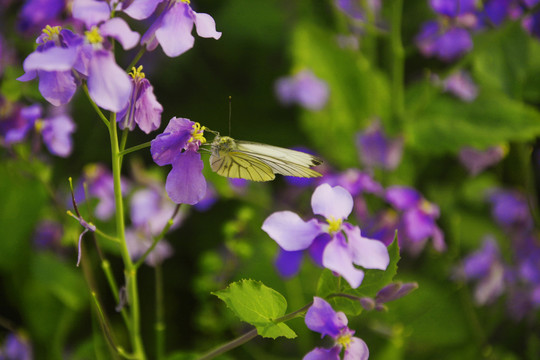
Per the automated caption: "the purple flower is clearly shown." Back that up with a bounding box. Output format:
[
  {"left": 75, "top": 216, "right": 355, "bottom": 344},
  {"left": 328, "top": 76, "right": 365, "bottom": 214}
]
[
  {"left": 487, "top": 188, "right": 533, "bottom": 231},
  {"left": 443, "top": 70, "right": 478, "bottom": 102},
  {"left": 320, "top": 169, "right": 383, "bottom": 198},
  {"left": 17, "top": 0, "right": 65, "bottom": 33},
  {"left": 0, "top": 333, "right": 33, "bottom": 360},
  {"left": 0, "top": 103, "right": 76, "bottom": 157},
  {"left": 459, "top": 236, "right": 506, "bottom": 305},
  {"left": 303, "top": 297, "right": 369, "bottom": 360},
  {"left": 18, "top": 26, "right": 82, "bottom": 106},
  {"left": 458, "top": 145, "right": 505, "bottom": 176},
  {"left": 415, "top": 1, "right": 478, "bottom": 62},
  {"left": 34, "top": 220, "right": 63, "bottom": 249},
  {"left": 125, "top": 228, "right": 174, "bottom": 266},
  {"left": 150, "top": 117, "right": 207, "bottom": 205},
  {"left": 117, "top": 66, "right": 163, "bottom": 133},
  {"left": 0, "top": 104, "right": 41, "bottom": 145},
  {"left": 75, "top": 163, "right": 130, "bottom": 220},
  {"left": 275, "top": 70, "right": 330, "bottom": 111},
  {"left": 359, "top": 282, "right": 418, "bottom": 311},
  {"left": 356, "top": 120, "right": 403, "bottom": 171},
  {"left": 262, "top": 183, "right": 389, "bottom": 288},
  {"left": 130, "top": 185, "right": 184, "bottom": 236},
  {"left": 334, "top": 0, "right": 381, "bottom": 22},
  {"left": 141, "top": 0, "right": 222, "bottom": 57},
  {"left": 385, "top": 186, "right": 446, "bottom": 254}
]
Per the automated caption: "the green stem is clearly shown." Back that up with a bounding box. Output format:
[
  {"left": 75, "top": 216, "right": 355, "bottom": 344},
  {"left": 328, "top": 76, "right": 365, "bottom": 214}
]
[
  {"left": 108, "top": 113, "right": 146, "bottom": 359},
  {"left": 83, "top": 84, "right": 110, "bottom": 127},
  {"left": 155, "top": 264, "right": 165, "bottom": 360},
  {"left": 119, "top": 141, "right": 152, "bottom": 157},
  {"left": 197, "top": 301, "right": 312, "bottom": 360},
  {"left": 360, "top": 0, "right": 376, "bottom": 65},
  {"left": 390, "top": 0, "right": 405, "bottom": 128},
  {"left": 126, "top": 47, "right": 147, "bottom": 72},
  {"left": 197, "top": 329, "right": 258, "bottom": 360}
]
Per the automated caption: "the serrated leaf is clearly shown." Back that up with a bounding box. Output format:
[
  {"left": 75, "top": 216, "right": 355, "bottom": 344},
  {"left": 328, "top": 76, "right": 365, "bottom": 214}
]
[
  {"left": 291, "top": 23, "right": 391, "bottom": 168},
  {"left": 405, "top": 88, "right": 540, "bottom": 154},
  {"left": 212, "top": 279, "right": 297, "bottom": 339}
]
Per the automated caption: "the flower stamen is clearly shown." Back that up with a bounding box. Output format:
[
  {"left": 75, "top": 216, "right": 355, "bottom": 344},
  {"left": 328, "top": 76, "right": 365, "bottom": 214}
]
[
  {"left": 189, "top": 122, "right": 206, "bottom": 144},
  {"left": 42, "top": 25, "right": 62, "bottom": 41},
  {"left": 336, "top": 332, "right": 353, "bottom": 349},
  {"left": 327, "top": 216, "right": 342, "bottom": 234},
  {"left": 129, "top": 65, "right": 145, "bottom": 80},
  {"left": 85, "top": 26, "right": 103, "bottom": 44}
]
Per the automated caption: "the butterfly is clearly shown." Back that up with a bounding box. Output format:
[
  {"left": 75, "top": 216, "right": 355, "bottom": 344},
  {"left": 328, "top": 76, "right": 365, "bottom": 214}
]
[{"left": 208, "top": 134, "right": 323, "bottom": 181}]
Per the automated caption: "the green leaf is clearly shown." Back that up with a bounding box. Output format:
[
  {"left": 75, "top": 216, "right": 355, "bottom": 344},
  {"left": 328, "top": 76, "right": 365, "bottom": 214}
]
[
  {"left": 472, "top": 22, "right": 530, "bottom": 98},
  {"left": 290, "top": 23, "right": 391, "bottom": 168},
  {"left": 316, "top": 236, "right": 400, "bottom": 315},
  {"left": 212, "top": 279, "right": 296, "bottom": 339},
  {"left": 405, "top": 88, "right": 540, "bottom": 154},
  {"left": 31, "top": 253, "right": 89, "bottom": 310}
]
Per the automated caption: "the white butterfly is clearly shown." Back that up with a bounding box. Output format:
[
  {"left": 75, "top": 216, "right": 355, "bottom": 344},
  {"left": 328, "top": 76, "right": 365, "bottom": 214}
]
[{"left": 208, "top": 134, "right": 322, "bottom": 181}]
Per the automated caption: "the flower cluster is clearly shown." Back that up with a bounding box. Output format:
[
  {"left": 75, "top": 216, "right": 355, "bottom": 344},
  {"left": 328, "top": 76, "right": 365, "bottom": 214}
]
[
  {"left": 17, "top": 0, "right": 220, "bottom": 114},
  {"left": 416, "top": 0, "right": 540, "bottom": 62},
  {"left": 458, "top": 188, "right": 540, "bottom": 319},
  {"left": 0, "top": 102, "right": 75, "bottom": 157}
]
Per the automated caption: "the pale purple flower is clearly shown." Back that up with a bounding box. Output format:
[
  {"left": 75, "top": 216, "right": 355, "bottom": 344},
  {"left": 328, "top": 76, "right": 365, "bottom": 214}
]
[
  {"left": 356, "top": 120, "right": 403, "bottom": 171},
  {"left": 487, "top": 188, "right": 533, "bottom": 231},
  {"left": 125, "top": 228, "right": 174, "bottom": 266},
  {"left": 263, "top": 183, "right": 389, "bottom": 288},
  {"left": 360, "top": 282, "right": 418, "bottom": 311},
  {"left": 74, "top": 163, "right": 130, "bottom": 220},
  {"left": 415, "top": 0, "right": 478, "bottom": 62},
  {"left": 18, "top": 26, "right": 82, "bottom": 106},
  {"left": 459, "top": 236, "right": 506, "bottom": 305},
  {"left": 459, "top": 145, "right": 505, "bottom": 176},
  {"left": 117, "top": 66, "right": 163, "bottom": 133},
  {"left": 150, "top": 117, "right": 207, "bottom": 205},
  {"left": 335, "top": 0, "right": 381, "bottom": 21},
  {"left": 130, "top": 185, "right": 184, "bottom": 236},
  {"left": 304, "top": 297, "right": 369, "bottom": 360},
  {"left": 0, "top": 333, "right": 33, "bottom": 360},
  {"left": 320, "top": 169, "right": 383, "bottom": 198},
  {"left": 275, "top": 70, "right": 329, "bottom": 111},
  {"left": 0, "top": 103, "right": 76, "bottom": 157},
  {"left": 443, "top": 71, "right": 478, "bottom": 102},
  {"left": 141, "top": 0, "right": 222, "bottom": 57},
  {"left": 34, "top": 220, "right": 63, "bottom": 249},
  {"left": 385, "top": 186, "right": 446, "bottom": 254}
]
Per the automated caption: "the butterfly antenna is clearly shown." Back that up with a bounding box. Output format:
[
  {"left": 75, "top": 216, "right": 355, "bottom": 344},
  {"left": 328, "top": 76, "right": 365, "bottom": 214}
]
[{"left": 228, "top": 95, "right": 232, "bottom": 137}]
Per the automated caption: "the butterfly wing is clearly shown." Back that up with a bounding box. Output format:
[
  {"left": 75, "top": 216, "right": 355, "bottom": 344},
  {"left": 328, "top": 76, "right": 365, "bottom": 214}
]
[
  {"left": 210, "top": 150, "right": 276, "bottom": 181},
  {"left": 235, "top": 141, "right": 323, "bottom": 178}
]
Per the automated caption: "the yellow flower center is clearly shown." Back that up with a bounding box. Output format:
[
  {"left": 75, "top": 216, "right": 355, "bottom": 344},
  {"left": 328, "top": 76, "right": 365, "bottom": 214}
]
[
  {"left": 129, "top": 65, "right": 146, "bottom": 80},
  {"left": 42, "top": 25, "right": 62, "bottom": 41},
  {"left": 336, "top": 333, "right": 352, "bottom": 349},
  {"left": 84, "top": 163, "right": 99, "bottom": 180},
  {"left": 189, "top": 122, "right": 206, "bottom": 144},
  {"left": 181, "top": 0, "right": 190, "bottom": 4},
  {"left": 327, "top": 216, "right": 342, "bottom": 234},
  {"left": 85, "top": 26, "right": 103, "bottom": 44},
  {"left": 34, "top": 119, "right": 44, "bottom": 133}
]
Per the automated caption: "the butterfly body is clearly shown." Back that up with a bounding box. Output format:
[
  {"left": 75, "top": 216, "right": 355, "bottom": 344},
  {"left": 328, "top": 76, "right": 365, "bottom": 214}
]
[{"left": 209, "top": 135, "right": 322, "bottom": 181}]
